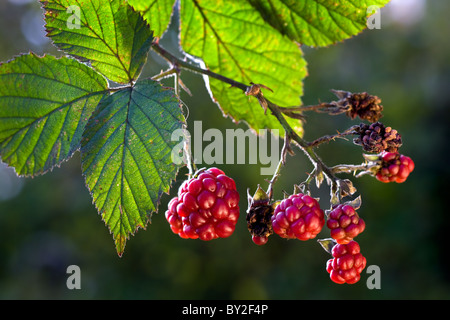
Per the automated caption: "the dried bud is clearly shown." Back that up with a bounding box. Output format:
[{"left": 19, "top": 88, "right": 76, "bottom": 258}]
[
  {"left": 353, "top": 122, "right": 402, "bottom": 153},
  {"left": 246, "top": 186, "right": 274, "bottom": 242},
  {"left": 345, "top": 92, "right": 383, "bottom": 123}
]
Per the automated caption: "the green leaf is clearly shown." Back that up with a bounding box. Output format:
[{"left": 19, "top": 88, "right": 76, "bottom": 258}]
[
  {"left": 81, "top": 79, "right": 185, "bottom": 256},
  {"left": 247, "top": 0, "right": 391, "bottom": 47},
  {"left": 42, "top": 0, "right": 154, "bottom": 84},
  {"left": 180, "top": 0, "right": 307, "bottom": 136},
  {"left": 0, "top": 53, "right": 108, "bottom": 177},
  {"left": 127, "top": 0, "right": 177, "bottom": 38}
]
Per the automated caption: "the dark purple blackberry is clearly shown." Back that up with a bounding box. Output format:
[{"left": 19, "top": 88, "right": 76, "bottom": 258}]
[{"left": 353, "top": 122, "right": 402, "bottom": 153}]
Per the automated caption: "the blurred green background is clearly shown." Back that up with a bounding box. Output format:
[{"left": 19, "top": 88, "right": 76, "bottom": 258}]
[{"left": 0, "top": 0, "right": 449, "bottom": 299}]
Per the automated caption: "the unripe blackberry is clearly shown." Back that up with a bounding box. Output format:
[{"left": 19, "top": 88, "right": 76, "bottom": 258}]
[
  {"left": 326, "top": 241, "right": 367, "bottom": 284},
  {"left": 246, "top": 186, "right": 274, "bottom": 245},
  {"left": 271, "top": 193, "right": 325, "bottom": 241},
  {"left": 165, "top": 168, "right": 240, "bottom": 240},
  {"left": 327, "top": 204, "right": 365, "bottom": 244},
  {"left": 353, "top": 122, "right": 402, "bottom": 153},
  {"left": 376, "top": 151, "right": 415, "bottom": 183}
]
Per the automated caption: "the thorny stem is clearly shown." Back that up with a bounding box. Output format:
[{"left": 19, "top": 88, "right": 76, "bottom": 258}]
[
  {"left": 307, "top": 125, "right": 359, "bottom": 148},
  {"left": 278, "top": 102, "right": 337, "bottom": 113},
  {"left": 245, "top": 88, "right": 338, "bottom": 186},
  {"left": 299, "top": 167, "right": 317, "bottom": 195},
  {"left": 151, "top": 67, "right": 178, "bottom": 81},
  {"left": 151, "top": 42, "right": 341, "bottom": 192},
  {"left": 152, "top": 42, "right": 248, "bottom": 92},
  {"left": 305, "top": 168, "right": 317, "bottom": 184},
  {"left": 330, "top": 163, "right": 374, "bottom": 177}
]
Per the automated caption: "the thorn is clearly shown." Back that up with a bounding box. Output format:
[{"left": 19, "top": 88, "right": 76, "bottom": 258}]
[{"left": 178, "top": 78, "right": 192, "bottom": 96}]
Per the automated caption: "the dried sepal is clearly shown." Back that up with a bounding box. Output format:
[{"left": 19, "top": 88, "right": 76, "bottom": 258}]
[
  {"left": 318, "top": 238, "right": 338, "bottom": 255},
  {"left": 338, "top": 179, "right": 357, "bottom": 198},
  {"left": 344, "top": 195, "right": 362, "bottom": 210},
  {"left": 315, "top": 168, "right": 325, "bottom": 189}
]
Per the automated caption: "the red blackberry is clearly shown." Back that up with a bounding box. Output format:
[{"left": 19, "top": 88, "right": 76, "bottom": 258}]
[
  {"left": 326, "top": 241, "right": 367, "bottom": 284},
  {"left": 165, "top": 168, "right": 240, "bottom": 241},
  {"left": 375, "top": 151, "right": 415, "bottom": 183},
  {"left": 327, "top": 204, "right": 365, "bottom": 244},
  {"left": 271, "top": 193, "right": 325, "bottom": 241}
]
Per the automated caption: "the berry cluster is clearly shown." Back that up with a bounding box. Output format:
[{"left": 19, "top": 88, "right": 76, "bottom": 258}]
[
  {"left": 244, "top": 184, "right": 368, "bottom": 284},
  {"left": 324, "top": 202, "right": 367, "bottom": 284},
  {"left": 350, "top": 120, "right": 414, "bottom": 184},
  {"left": 345, "top": 115, "right": 415, "bottom": 185},
  {"left": 375, "top": 151, "right": 415, "bottom": 183},
  {"left": 165, "top": 168, "right": 240, "bottom": 241},
  {"left": 164, "top": 88, "right": 414, "bottom": 287}
]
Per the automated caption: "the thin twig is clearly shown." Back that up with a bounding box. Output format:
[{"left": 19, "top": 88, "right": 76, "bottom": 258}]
[
  {"left": 278, "top": 102, "right": 337, "bottom": 113},
  {"left": 266, "top": 131, "right": 291, "bottom": 199},
  {"left": 330, "top": 163, "right": 372, "bottom": 175},
  {"left": 151, "top": 67, "right": 178, "bottom": 81},
  {"left": 307, "top": 125, "right": 359, "bottom": 148},
  {"left": 152, "top": 42, "right": 249, "bottom": 92}
]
